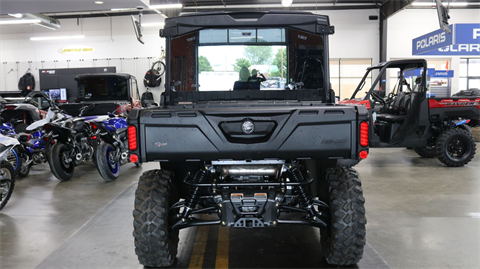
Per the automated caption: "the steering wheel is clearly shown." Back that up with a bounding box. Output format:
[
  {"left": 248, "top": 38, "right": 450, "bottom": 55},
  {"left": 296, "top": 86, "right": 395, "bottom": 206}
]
[{"left": 370, "top": 91, "right": 387, "bottom": 112}]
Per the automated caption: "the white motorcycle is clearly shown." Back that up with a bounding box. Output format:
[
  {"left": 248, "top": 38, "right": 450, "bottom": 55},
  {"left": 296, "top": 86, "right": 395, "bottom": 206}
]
[{"left": 0, "top": 135, "right": 18, "bottom": 211}]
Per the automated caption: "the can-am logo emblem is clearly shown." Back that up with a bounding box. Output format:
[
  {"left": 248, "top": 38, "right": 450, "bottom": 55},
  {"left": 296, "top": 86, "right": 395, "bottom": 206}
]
[
  {"left": 154, "top": 142, "right": 168, "bottom": 147},
  {"left": 242, "top": 120, "right": 254, "bottom": 134}
]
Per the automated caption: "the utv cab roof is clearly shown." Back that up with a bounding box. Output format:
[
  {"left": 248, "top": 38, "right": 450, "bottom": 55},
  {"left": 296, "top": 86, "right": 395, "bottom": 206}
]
[
  {"left": 368, "top": 59, "right": 427, "bottom": 71},
  {"left": 160, "top": 11, "right": 334, "bottom": 38},
  {"left": 75, "top": 73, "right": 133, "bottom": 81}
]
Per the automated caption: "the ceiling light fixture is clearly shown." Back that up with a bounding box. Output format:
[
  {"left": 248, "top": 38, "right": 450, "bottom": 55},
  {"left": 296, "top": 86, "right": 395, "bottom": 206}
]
[
  {"left": 94, "top": 1, "right": 104, "bottom": 4},
  {"left": 111, "top": 8, "right": 134, "bottom": 11},
  {"left": 412, "top": 2, "right": 469, "bottom": 6},
  {"left": 8, "top": 13, "right": 24, "bottom": 18},
  {"left": 30, "top": 35, "right": 85, "bottom": 41},
  {"left": 148, "top": 4, "right": 183, "bottom": 9},
  {"left": 281, "top": 0, "right": 293, "bottom": 7},
  {"left": 142, "top": 22, "right": 165, "bottom": 27},
  {"left": 0, "top": 19, "right": 41, "bottom": 25}
]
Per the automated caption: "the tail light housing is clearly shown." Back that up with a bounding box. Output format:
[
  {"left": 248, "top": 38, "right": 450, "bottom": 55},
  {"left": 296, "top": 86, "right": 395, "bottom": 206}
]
[
  {"left": 360, "top": 121, "right": 369, "bottom": 147},
  {"left": 90, "top": 122, "right": 98, "bottom": 130},
  {"left": 128, "top": 125, "right": 137, "bottom": 150},
  {"left": 130, "top": 154, "right": 139, "bottom": 163}
]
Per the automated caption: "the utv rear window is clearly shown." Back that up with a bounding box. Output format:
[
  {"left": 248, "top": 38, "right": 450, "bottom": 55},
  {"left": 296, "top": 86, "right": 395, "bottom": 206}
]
[
  {"left": 171, "top": 28, "right": 325, "bottom": 93},
  {"left": 77, "top": 77, "right": 128, "bottom": 101}
]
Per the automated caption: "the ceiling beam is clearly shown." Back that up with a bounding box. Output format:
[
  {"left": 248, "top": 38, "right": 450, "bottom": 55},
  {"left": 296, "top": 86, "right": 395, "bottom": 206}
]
[{"left": 381, "top": 0, "right": 418, "bottom": 19}]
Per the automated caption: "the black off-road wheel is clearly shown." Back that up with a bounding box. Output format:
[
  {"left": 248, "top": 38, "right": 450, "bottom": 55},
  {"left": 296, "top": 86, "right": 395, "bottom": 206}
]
[
  {"left": 458, "top": 124, "right": 472, "bottom": 134},
  {"left": 320, "top": 167, "right": 366, "bottom": 266},
  {"left": 133, "top": 170, "right": 179, "bottom": 267},
  {"left": 337, "top": 159, "right": 361, "bottom": 168},
  {"left": 436, "top": 128, "right": 476, "bottom": 167},
  {"left": 413, "top": 146, "right": 437, "bottom": 158},
  {"left": 0, "top": 161, "right": 15, "bottom": 211},
  {"left": 48, "top": 143, "right": 75, "bottom": 181}
]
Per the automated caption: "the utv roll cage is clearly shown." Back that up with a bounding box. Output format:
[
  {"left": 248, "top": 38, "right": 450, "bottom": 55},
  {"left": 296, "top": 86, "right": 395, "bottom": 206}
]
[
  {"left": 350, "top": 59, "right": 428, "bottom": 102},
  {"left": 159, "top": 11, "right": 335, "bottom": 106}
]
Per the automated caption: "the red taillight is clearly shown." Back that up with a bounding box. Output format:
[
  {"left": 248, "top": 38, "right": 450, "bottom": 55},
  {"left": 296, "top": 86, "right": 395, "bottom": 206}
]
[
  {"left": 5, "top": 105, "right": 15, "bottom": 110},
  {"left": 360, "top": 121, "right": 369, "bottom": 147},
  {"left": 128, "top": 125, "right": 137, "bottom": 150},
  {"left": 359, "top": 150, "right": 368, "bottom": 159},
  {"left": 90, "top": 136, "right": 97, "bottom": 140},
  {"left": 130, "top": 154, "right": 139, "bottom": 163},
  {"left": 90, "top": 122, "right": 98, "bottom": 130}
]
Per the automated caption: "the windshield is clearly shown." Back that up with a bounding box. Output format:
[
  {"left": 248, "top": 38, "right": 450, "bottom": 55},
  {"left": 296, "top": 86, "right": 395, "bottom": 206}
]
[
  {"left": 77, "top": 76, "right": 129, "bottom": 101},
  {"left": 169, "top": 28, "right": 325, "bottom": 93}
]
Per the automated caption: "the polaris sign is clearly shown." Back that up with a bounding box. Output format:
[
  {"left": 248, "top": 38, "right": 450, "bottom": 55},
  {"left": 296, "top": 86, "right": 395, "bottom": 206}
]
[
  {"left": 413, "top": 23, "right": 480, "bottom": 56},
  {"left": 412, "top": 25, "right": 453, "bottom": 55},
  {"left": 421, "top": 44, "right": 480, "bottom": 56}
]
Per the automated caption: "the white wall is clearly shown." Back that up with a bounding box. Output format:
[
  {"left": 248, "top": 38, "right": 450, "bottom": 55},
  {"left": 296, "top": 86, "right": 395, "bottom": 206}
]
[
  {"left": 0, "top": 10, "right": 380, "bottom": 102},
  {"left": 318, "top": 9, "right": 380, "bottom": 64},
  {"left": 387, "top": 8, "right": 480, "bottom": 94},
  {"left": 0, "top": 15, "right": 166, "bottom": 103}
]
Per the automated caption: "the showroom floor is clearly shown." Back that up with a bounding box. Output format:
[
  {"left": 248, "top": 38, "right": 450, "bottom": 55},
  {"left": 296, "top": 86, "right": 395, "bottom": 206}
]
[{"left": 1, "top": 147, "right": 479, "bottom": 269}]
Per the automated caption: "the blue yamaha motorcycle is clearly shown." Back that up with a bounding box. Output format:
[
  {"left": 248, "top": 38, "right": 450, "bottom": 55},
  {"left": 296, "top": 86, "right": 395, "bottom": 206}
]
[
  {"left": 90, "top": 114, "right": 141, "bottom": 182},
  {"left": 1, "top": 115, "right": 56, "bottom": 177}
]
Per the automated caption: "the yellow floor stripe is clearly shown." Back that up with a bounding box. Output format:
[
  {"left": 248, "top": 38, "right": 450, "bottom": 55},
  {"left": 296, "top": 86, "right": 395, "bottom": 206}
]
[
  {"left": 188, "top": 216, "right": 211, "bottom": 269},
  {"left": 215, "top": 226, "right": 230, "bottom": 269}
]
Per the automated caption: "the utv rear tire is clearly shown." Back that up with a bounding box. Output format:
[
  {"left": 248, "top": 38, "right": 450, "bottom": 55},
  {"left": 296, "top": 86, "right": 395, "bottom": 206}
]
[
  {"left": 436, "top": 128, "right": 476, "bottom": 167},
  {"left": 337, "top": 159, "right": 360, "bottom": 168},
  {"left": 320, "top": 167, "right": 366, "bottom": 266},
  {"left": 133, "top": 170, "right": 179, "bottom": 267},
  {"left": 48, "top": 143, "right": 75, "bottom": 181},
  {"left": 458, "top": 124, "right": 472, "bottom": 134},
  {"left": 413, "top": 146, "right": 436, "bottom": 158}
]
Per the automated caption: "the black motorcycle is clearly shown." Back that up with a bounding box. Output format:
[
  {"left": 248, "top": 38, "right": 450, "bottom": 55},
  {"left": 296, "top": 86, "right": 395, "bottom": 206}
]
[{"left": 44, "top": 105, "right": 97, "bottom": 181}]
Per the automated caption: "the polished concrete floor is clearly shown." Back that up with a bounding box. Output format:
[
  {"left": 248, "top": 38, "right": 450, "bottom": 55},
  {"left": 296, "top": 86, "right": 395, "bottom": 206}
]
[{"left": 0, "top": 147, "right": 479, "bottom": 269}]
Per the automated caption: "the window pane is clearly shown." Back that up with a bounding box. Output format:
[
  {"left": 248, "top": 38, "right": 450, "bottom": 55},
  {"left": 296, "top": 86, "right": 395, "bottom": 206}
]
[
  {"left": 469, "top": 79, "right": 480, "bottom": 89},
  {"left": 340, "top": 78, "right": 371, "bottom": 100},
  {"left": 468, "top": 59, "right": 480, "bottom": 76},
  {"left": 330, "top": 77, "right": 339, "bottom": 97},
  {"left": 257, "top": 29, "right": 285, "bottom": 43},
  {"left": 459, "top": 78, "right": 467, "bottom": 91},
  {"left": 229, "top": 29, "right": 256, "bottom": 43},
  {"left": 459, "top": 58, "right": 468, "bottom": 77},
  {"left": 330, "top": 59, "right": 339, "bottom": 77},
  {"left": 199, "top": 29, "right": 227, "bottom": 43},
  {"left": 340, "top": 59, "right": 370, "bottom": 77}
]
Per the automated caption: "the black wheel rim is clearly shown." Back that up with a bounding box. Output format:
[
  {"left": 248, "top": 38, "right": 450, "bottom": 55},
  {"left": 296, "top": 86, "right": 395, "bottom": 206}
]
[
  {"left": 60, "top": 149, "right": 72, "bottom": 170},
  {"left": 446, "top": 136, "right": 470, "bottom": 160}
]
